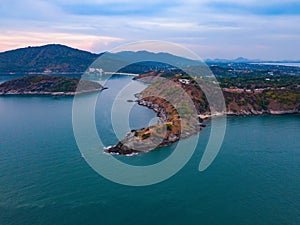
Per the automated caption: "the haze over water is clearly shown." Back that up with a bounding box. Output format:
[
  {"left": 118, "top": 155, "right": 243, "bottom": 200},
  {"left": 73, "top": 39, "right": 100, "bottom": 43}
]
[{"left": 0, "top": 75, "right": 300, "bottom": 225}]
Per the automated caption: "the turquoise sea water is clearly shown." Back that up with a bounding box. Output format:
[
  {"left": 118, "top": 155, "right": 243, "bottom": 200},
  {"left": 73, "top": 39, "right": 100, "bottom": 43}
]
[{"left": 0, "top": 75, "right": 300, "bottom": 225}]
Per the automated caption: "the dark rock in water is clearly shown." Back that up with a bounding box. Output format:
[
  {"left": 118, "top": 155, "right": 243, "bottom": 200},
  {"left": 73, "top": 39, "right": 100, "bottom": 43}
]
[{"left": 104, "top": 142, "right": 141, "bottom": 155}]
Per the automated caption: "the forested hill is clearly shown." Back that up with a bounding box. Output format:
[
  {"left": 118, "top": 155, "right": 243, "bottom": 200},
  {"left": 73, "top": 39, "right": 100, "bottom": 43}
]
[{"left": 0, "top": 44, "right": 98, "bottom": 74}]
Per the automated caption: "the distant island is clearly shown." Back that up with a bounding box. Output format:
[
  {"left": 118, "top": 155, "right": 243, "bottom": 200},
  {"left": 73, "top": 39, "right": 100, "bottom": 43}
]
[{"left": 0, "top": 75, "right": 104, "bottom": 96}]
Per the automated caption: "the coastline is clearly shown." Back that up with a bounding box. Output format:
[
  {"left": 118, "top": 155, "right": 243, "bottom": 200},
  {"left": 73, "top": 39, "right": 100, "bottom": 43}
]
[
  {"left": 0, "top": 87, "right": 106, "bottom": 96},
  {"left": 105, "top": 70, "right": 300, "bottom": 156},
  {"left": 0, "top": 75, "right": 106, "bottom": 96},
  {"left": 104, "top": 96, "right": 204, "bottom": 156},
  {"left": 105, "top": 96, "right": 299, "bottom": 156}
]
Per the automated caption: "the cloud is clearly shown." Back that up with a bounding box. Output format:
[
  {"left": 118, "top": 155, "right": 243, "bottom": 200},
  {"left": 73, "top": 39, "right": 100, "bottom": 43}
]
[
  {"left": 0, "top": 31, "right": 123, "bottom": 52},
  {"left": 0, "top": 0, "right": 63, "bottom": 20},
  {"left": 59, "top": 1, "right": 179, "bottom": 16},
  {"left": 0, "top": 0, "right": 299, "bottom": 59},
  {"left": 204, "top": 0, "right": 300, "bottom": 15}
]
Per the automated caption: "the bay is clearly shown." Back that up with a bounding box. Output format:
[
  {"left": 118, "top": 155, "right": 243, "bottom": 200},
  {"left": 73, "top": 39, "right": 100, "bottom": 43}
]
[{"left": 0, "top": 75, "right": 299, "bottom": 225}]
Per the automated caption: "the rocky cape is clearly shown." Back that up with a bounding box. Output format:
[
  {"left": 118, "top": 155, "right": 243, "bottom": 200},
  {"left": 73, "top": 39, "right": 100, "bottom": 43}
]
[
  {"left": 105, "top": 99, "right": 300, "bottom": 156},
  {"left": 105, "top": 72, "right": 300, "bottom": 156},
  {"left": 0, "top": 75, "right": 104, "bottom": 96}
]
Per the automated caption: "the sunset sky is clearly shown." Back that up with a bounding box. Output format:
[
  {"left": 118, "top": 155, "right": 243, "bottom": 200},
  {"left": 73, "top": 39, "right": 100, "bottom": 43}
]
[{"left": 1, "top": 0, "right": 300, "bottom": 60}]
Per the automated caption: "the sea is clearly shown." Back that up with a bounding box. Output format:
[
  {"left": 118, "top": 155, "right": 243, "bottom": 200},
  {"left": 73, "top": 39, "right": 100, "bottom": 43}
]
[
  {"left": 0, "top": 74, "right": 300, "bottom": 225},
  {"left": 253, "top": 62, "right": 300, "bottom": 68}
]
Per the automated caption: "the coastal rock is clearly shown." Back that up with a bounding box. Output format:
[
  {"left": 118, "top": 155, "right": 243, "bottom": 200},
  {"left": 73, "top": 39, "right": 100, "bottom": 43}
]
[
  {"left": 269, "top": 109, "right": 299, "bottom": 115},
  {"left": 105, "top": 96, "right": 202, "bottom": 155}
]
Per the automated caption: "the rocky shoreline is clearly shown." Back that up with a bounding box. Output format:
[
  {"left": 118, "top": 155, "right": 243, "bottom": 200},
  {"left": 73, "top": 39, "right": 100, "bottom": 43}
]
[
  {"left": 226, "top": 109, "right": 300, "bottom": 116},
  {"left": 105, "top": 98, "right": 299, "bottom": 156},
  {"left": 104, "top": 98, "right": 204, "bottom": 156},
  {"left": 0, "top": 88, "right": 105, "bottom": 96}
]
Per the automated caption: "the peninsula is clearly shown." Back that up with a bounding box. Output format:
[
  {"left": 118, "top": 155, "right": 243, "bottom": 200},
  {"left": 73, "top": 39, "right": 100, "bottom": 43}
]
[{"left": 105, "top": 70, "right": 300, "bottom": 155}]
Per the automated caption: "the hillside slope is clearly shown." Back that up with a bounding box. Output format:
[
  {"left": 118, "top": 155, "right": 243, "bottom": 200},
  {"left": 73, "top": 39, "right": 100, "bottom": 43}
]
[
  {"left": 0, "top": 75, "right": 103, "bottom": 96},
  {"left": 0, "top": 44, "right": 98, "bottom": 74}
]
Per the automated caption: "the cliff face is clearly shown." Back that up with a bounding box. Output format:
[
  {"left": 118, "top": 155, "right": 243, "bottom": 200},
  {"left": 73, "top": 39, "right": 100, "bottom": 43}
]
[
  {"left": 223, "top": 89, "right": 300, "bottom": 115},
  {"left": 0, "top": 75, "right": 104, "bottom": 96}
]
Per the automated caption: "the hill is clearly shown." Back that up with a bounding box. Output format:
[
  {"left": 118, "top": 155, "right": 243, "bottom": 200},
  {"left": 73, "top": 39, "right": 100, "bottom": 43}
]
[
  {"left": 0, "top": 75, "right": 104, "bottom": 96},
  {"left": 0, "top": 44, "right": 98, "bottom": 74}
]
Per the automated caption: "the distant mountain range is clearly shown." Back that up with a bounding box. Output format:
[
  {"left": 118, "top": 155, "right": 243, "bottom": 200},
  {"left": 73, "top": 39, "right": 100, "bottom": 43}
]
[
  {"left": 0, "top": 44, "right": 202, "bottom": 74},
  {"left": 0, "top": 44, "right": 299, "bottom": 74},
  {"left": 206, "top": 57, "right": 260, "bottom": 64}
]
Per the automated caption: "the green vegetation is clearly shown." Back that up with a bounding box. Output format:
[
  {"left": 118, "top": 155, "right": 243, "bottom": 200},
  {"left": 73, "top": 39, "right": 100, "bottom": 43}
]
[
  {"left": 218, "top": 75, "right": 300, "bottom": 89},
  {"left": 107, "top": 67, "right": 300, "bottom": 155},
  {"left": 0, "top": 75, "right": 103, "bottom": 95},
  {"left": 137, "top": 69, "right": 300, "bottom": 116},
  {"left": 0, "top": 44, "right": 98, "bottom": 74}
]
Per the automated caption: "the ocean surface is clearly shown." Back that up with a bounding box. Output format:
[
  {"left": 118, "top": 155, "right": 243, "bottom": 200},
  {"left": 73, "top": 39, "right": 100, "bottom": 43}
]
[
  {"left": 253, "top": 62, "right": 300, "bottom": 68},
  {"left": 0, "top": 75, "right": 300, "bottom": 225}
]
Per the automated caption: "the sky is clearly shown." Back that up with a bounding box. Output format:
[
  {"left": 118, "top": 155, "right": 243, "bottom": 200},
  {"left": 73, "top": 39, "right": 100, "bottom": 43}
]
[{"left": 0, "top": 0, "right": 300, "bottom": 60}]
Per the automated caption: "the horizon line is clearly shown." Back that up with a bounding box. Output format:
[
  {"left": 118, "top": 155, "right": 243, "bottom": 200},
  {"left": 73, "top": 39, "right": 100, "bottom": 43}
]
[{"left": 1, "top": 43, "right": 300, "bottom": 62}]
